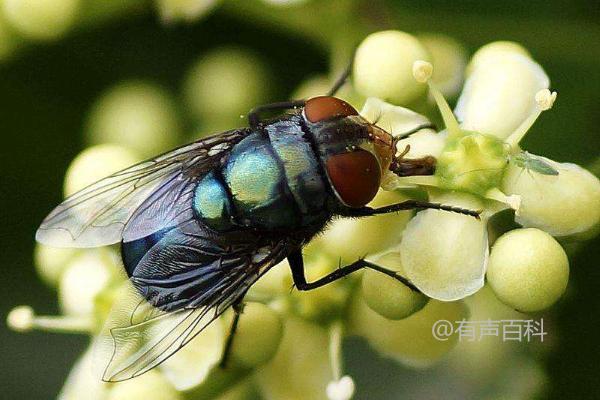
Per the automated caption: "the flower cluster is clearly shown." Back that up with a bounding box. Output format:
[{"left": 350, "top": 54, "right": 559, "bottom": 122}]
[{"left": 7, "top": 27, "right": 600, "bottom": 400}]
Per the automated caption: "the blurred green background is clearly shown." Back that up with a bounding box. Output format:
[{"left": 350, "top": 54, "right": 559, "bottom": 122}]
[{"left": 1, "top": 0, "right": 598, "bottom": 399}]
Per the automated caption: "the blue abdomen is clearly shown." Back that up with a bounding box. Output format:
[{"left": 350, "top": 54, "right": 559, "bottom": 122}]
[{"left": 193, "top": 121, "right": 329, "bottom": 232}]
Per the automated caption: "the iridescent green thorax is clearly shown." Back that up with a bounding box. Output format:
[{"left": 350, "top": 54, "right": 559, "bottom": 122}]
[{"left": 194, "top": 119, "right": 329, "bottom": 232}]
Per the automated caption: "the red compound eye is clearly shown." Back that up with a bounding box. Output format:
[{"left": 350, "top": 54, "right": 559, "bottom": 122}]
[
  {"left": 326, "top": 149, "right": 381, "bottom": 208},
  {"left": 304, "top": 96, "right": 358, "bottom": 123}
]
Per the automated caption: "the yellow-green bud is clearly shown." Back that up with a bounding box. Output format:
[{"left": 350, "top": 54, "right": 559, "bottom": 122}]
[
  {"left": 183, "top": 47, "right": 268, "bottom": 125},
  {"left": 256, "top": 317, "right": 333, "bottom": 400},
  {"left": 436, "top": 131, "right": 508, "bottom": 195},
  {"left": 58, "top": 347, "right": 109, "bottom": 400},
  {"left": 1, "top": 0, "right": 80, "bottom": 41},
  {"left": 229, "top": 302, "right": 283, "bottom": 368},
  {"left": 349, "top": 294, "right": 468, "bottom": 368},
  {"left": 353, "top": 31, "right": 430, "bottom": 105},
  {"left": 107, "top": 370, "right": 181, "bottom": 400},
  {"left": 34, "top": 243, "right": 79, "bottom": 287},
  {"left": 63, "top": 144, "right": 141, "bottom": 197},
  {"left": 487, "top": 228, "right": 569, "bottom": 312},
  {"left": 399, "top": 192, "right": 487, "bottom": 301},
  {"left": 361, "top": 252, "right": 428, "bottom": 320},
  {"left": 502, "top": 157, "right": 600, "bottom": 237},
  {"left": 417, "top": 34, "right": 467, "bottom": 98},
  {"left": 86, "top": 81, "right": 181, "bottom": 157}
]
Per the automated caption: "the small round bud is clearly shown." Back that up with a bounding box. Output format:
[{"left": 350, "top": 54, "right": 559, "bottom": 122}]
[
  {"left": 361, "top": 252, "right": 428, "bottom": 320},
  {"left": 400, "top": 192, "right": 487, "bottom": 301},
  {"left": 1, "top": 0, "right": 80, "bottom": 41},
  {"left": 535, "top": 88, "right": 557, "bottom": 110},
  {"left": 349, "top": 295, "right": 469, "bottom": 367},
  {"left": 412, "top": 60, "right": 433, "bottom": 83},
  {"left": 63, "top": 144, "right": 141, "bottom": 197},
  {"left": 34, "top": 244, "right": 79, "bottom": 287},
  {"left": 487, "top": 228, "right": 569, "bottom": 312},
  {"left": 326, "top": 376, "right": 355, "bottom": 400},
  {"left": 502, "top": 157, "right": 600, "bottom": 236},
  {"left": 155, "top": 0, "right": 220, "bottom": 23},
  {"left": 353, "top": 30, "right": 431, "bottom": 105},
  {"left": 7, "top": 306, "right": 34, "bottom": 332},
  {"left": 106, "top": 370, "right": 181, "bottom": 400},
  {"left": 455, "top": 49, "right": 549, "bottom": 140},
  {"left": 86, "top": 81, "right": 181, "bottom": 157},
  {"left": 183, "top": 47, "right": 268, "bottom": 125},
  {"left": 229, "top": 302, "right": 283, "bottom": 368}
]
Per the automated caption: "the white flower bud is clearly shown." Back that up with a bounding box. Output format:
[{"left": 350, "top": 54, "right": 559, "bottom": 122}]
[
  {"left": 34, "top": 244, "right": 79, "bottom": 287},
  {"left": 107, "top": 370, "right": 181, "bottom": 400},
  {"left": 455, "top": 49, "right": 549, "bottom": 140},
  {"left": 353, "top": 31, "right": 431, "bottom": 105},
  {"left": 1, "top": 0, "right": 80, "bottom": 41},
  {"left": 86, "top": 81, "right": 181, "bottom": 157},
  {"left": 155, "top": 0, "right": 220, "bottom": 23},
  {"left": 349, "top": 295, "right": 468, "bottom": 368},
  {"left": 502, "top": 156, "right": 600, "bottom": 236},
  {"left": 159, "top": 314, "right": 224, "bottom": 391},
  {"left": 257, "top": 317, "right": 333, "bottom": 400},
  {"left": 399, "top": 192, "right": 488, "bottom": 301},
  {"left": 487, "top": 228, "right": 569, "bottom": 312},
  {"left": 228, "top": 302, "right": 283, "bottom": 368},
  {"left": 63, "top": 144, "right": 142, "bottom": 197},
  {"left": 58, "top": 250, "right": 118, "bottom": 316},
  {"left": 326, "top": 376, "right": 355, "bottom": 400},
  {"left": 183, "top": 47, "right": 269, "bottom": 126},
  {"left": 361, "top": 252, "right": 428, "bottom": 320}
]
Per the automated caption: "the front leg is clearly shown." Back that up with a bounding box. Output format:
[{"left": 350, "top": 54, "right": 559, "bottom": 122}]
[
  {"left": 340, "top": 200, "right": 481, "bottom": 219},
  {"left": 287, "top": 250, "right": 419, "bottom": 291}
]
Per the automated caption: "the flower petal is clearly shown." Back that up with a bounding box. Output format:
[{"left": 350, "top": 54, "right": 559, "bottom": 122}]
[
  {"left": 399, "top": 192, "right": 488, "bottom": 301},
  {"left": 502, "top": 156, "right": 600, "bottom": 236},
  {"left": 455, "top": 50, "right": 549, "bottom": 140}
]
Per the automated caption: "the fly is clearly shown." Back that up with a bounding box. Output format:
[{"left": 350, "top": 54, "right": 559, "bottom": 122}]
[{"left": 35, "top": 61, "right": 480, "bottom": 382}]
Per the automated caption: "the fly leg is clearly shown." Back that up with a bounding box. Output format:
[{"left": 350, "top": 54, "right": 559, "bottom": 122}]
[
  {"left": 287, "top": 250, "right": 419, "bottom": 292},
  {"left": 341, "top": 200, "right": 481, "bottom": 219},
  {"left": 248, "top": 100, "right": 306, "bottom": 127},
  {"left": 219, "top": 298, "right": 245, "bottom": 369}
]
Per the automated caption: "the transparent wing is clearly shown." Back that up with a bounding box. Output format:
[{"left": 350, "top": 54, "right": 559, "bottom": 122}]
[
  {"left": 36, "top": 130, "right": 247, "bottom": 248},
  {"left": 95, "top": 221, "right": 288, "bottom": 382}
]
